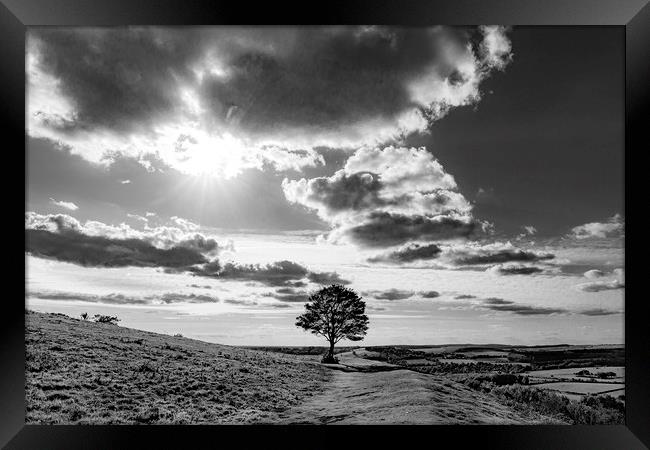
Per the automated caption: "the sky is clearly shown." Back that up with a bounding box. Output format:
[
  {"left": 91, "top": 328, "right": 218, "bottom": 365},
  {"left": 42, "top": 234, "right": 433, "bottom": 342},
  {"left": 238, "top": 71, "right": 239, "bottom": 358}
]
[{"left": 25, "top": 26, "right": 625, "bottom": 346}]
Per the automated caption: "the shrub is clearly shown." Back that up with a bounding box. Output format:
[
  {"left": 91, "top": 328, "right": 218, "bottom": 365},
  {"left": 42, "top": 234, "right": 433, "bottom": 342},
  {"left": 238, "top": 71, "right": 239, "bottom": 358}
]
[
  {"left": 484, "top": 385, "right": 624, "bottom": 424},
  {"left": 93, "top": 314, "right": 120, "bottom": 325},
  {"left": 80, "top": 313, "right": 89, "bottom": 321}
]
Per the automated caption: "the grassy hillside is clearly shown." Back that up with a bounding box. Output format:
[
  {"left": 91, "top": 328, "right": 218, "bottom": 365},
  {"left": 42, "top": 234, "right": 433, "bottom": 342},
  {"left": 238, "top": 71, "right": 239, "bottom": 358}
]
[{"left": 25, "top": 311, "right": 330, "bottom": 424}]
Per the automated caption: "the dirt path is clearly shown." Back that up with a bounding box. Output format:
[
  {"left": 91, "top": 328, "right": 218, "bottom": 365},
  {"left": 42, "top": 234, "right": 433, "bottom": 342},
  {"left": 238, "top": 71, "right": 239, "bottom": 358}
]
[{"left": 279, "top": 351, "right": 556, "bottom": 424}]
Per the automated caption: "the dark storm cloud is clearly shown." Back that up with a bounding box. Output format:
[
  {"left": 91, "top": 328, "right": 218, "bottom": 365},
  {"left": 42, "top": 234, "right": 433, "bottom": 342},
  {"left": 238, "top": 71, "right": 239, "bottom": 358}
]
[
  {"left": 29, "top": 27, "right": 513, "bottom": 177},
  {"left": 454, "top": 294, "right": 476, "bottom": 300},
  {"left": 367, "top": 243, "right": 443, "bottom": 264},
  {"left": 343, "top": 212, "right": 478, "bottom": 248},
  {"left": 29, "top": 27, "right": 205, "bottom": 133},
  {"left": 26, "top": 229, "right": 209, "bottom": 269},
  {"left": 199, "top": 26, "right": 508, "bottom": 139},
  {"left": 480, "top": 298, "right": 567, "bottom": 316},
  {"left": 30, "top": 27, "right": 511, "bottom": 144}
]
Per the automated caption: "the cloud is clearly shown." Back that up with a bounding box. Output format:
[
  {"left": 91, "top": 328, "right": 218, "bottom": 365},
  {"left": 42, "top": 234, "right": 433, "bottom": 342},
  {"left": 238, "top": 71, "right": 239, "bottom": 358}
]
[
  {"left": 224, "top": 298, "right": 258, "bottom": 306},
  {"left": 283, "top": 145, "right": 484, "bottom": 247},
  {"left": 49, "top": 198, "right": 79, "bottom": 211},
  {"left": 523, "top": 226, "right": 537, "bottom": 235},
  {"left": 25, "top": 211, "right": 226, "bottom": 269},
  {"left": 584, "top": 269, "right": 605, "bottom": 279},
  {"left": 446, "top": 241, "right": 554, "bottom": 265},
  {"left": 577, "top": 279, "right": 625, "bottom": 292},
  {"left": 158, "top": 293, "right": 220, "bottom": 304},
  {"left": 454, "top": 294, "right": 476, "bottom": 299},
  {"left": 487, "top": 263, "right": 545, "bottom": 276},
  {"left": 193, "top": 260, "right": 307, "bottom": 286},
  {"left": 127, "top": 213, "right": 148, "bottom": 223},
  {"left": 367, "top": 243, "right": 442, "bottom": 264},
  {"left": 367, "top": 240, "right": 555, "bottom": 270},
  {"left": 26, "top": 211, "right": 221, "bottom": 256},
  {"left": 306, "top": 271, "right": 351, "bottom": 285},
  {"left": 28, "top": 290, "right": 220, "bottom": 305},
  {"left": 570, "top": 214, "right": 624, "bottom": 239},
  {"left": 420, "top": 291, "right": 441, "bottom": 298},
  {"left": 263, "top": 287, "right": 310, "bottom": 303},
  {"left": 579, "top": 308, "right": 622, "bottom": 316},
  {"left": 189, "top": 258, "right": 349, "bottom": 288},
  {"left": 28, "top": 26, "right": 512, "bottom": 178},
  {"left": 480, "top": 297, "right": 566, "bottom": 316},
  {"left": 27, "top": 228, "right": 209, "bottom": 269},
  {"left": 333, "top": 211, "right": 479, "bottom": 248},
  {"left": 516, "top": 225, "right": 537, "bottom": 240},
  {"left": 120, "top": 179, "right": 131, "bottom": 184},
  {"left": 366, "top": 305, "right": 386, "bottom": 312},
  {"left": 613, "top": 268, "right": 624, "bottom": 282},
  {"left": 362, "top": 289, "right": 416, "bottom": 301}
]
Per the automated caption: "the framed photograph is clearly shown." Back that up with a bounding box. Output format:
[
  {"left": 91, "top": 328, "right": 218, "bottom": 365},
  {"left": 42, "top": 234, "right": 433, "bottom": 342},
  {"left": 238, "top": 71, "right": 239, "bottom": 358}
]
[{"left": 2, "top": 0, "right": 648, "bottom": 447}]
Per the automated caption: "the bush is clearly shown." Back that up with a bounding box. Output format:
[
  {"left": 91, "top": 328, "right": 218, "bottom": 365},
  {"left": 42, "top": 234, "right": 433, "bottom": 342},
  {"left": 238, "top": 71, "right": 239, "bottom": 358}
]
[
  {"left": 482, "top": 384, "right": 624, "bottom": 424},
  {"left": 93, "top": 314, "right": 120, "bottom": 325},
  {"left": 321, "top": 354, "right": 339, "bottom": 364},
  {"left": 79, "top": 313, "right": 89, "bottom": 321}
]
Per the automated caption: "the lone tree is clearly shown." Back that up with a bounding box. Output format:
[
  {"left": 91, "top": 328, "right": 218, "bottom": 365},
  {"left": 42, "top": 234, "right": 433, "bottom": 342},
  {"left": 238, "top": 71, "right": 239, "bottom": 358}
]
[{"left": 295, "top": 284, "right": 369, "bottom": 364}]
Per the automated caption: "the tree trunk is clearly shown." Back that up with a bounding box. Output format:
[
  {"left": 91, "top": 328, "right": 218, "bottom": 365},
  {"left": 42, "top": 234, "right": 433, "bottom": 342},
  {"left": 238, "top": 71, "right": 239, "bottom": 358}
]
[{"left": 325, "top": 340, "right": 335, "bottom": 363}]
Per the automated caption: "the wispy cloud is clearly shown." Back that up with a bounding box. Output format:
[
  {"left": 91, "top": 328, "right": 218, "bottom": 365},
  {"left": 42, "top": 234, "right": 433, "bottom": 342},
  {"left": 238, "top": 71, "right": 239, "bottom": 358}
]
[
  {"left": 49, "top": 198, "right": 78, "bottom": 211},
  {"left": 28, "top": 290, "right": 220, "bottom": 305},
  {"left": 577, "top": 279, "right": 625, "bottom": 292}
]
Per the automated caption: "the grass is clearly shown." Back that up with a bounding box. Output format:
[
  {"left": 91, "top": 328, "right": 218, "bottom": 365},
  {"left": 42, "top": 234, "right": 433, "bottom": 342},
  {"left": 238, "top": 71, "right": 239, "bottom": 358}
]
[{"left": 26, "top": 311, "right": 330, "bottom": 424}]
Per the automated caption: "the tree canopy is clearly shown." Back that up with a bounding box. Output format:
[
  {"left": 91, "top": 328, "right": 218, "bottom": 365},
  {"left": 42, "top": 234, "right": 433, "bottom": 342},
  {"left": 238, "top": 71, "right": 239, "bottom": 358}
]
[{"left": 295, "top": 284, "right": 369, "bottom": 363}]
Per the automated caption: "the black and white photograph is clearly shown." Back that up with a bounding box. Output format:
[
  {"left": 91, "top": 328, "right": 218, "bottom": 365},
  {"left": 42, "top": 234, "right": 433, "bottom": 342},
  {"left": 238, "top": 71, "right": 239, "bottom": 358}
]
[{"left": 24, "top": 25, "right": 626, "bottom": 425}]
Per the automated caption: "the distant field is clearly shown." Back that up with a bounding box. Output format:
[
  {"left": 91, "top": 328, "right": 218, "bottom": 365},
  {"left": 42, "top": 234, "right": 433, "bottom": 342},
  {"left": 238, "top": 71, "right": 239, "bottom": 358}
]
[
  {"left": 441, "top": 358, "right": 529, "bottom": 366},
  {"left": 534, "top": 382, "right": 625, "bottom": 396},
  {"left": 527, "top": 366, "right": 624, "bottom": 381}
]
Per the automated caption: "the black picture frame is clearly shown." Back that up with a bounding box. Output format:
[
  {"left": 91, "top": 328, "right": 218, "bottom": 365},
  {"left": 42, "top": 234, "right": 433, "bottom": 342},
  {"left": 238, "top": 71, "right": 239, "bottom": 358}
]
[{"left": 2, "top": 0, "right": 648, "bottom": 448}]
